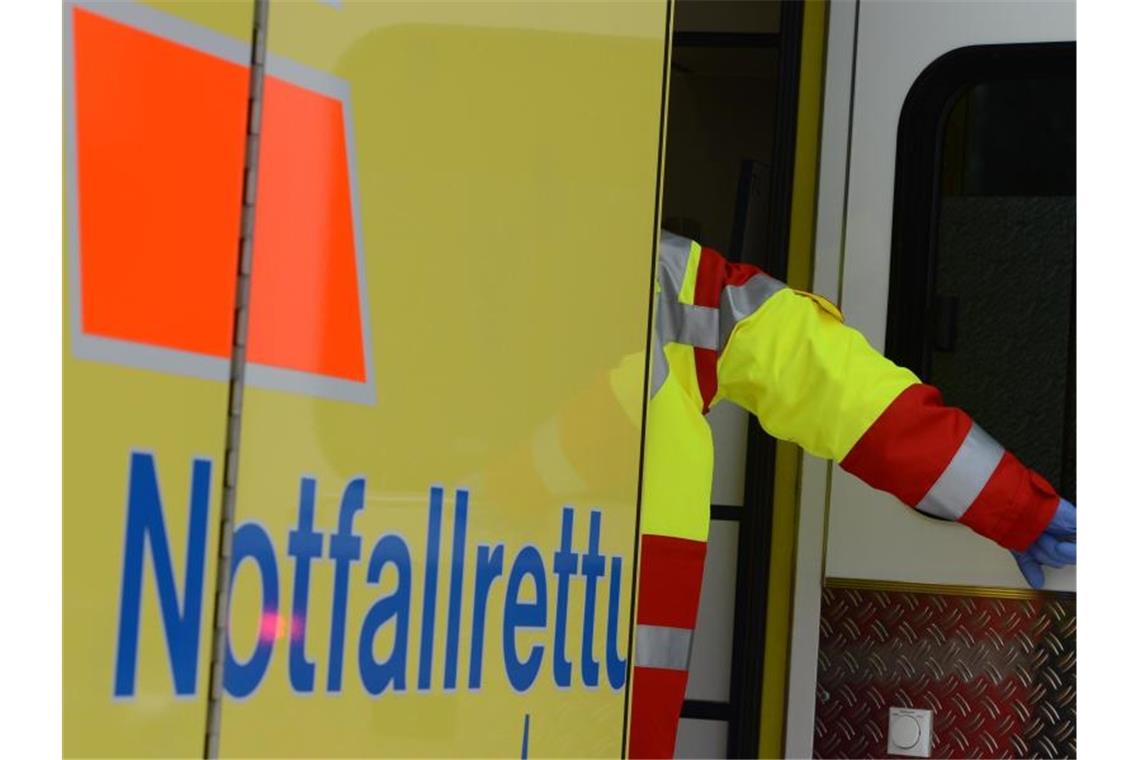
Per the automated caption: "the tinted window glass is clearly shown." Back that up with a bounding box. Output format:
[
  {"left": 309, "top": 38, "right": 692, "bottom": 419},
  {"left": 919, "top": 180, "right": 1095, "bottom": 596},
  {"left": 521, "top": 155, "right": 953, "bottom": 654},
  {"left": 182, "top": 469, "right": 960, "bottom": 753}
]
[{"left": 889, "top": 45, "right": 1075, "bottom": 500}]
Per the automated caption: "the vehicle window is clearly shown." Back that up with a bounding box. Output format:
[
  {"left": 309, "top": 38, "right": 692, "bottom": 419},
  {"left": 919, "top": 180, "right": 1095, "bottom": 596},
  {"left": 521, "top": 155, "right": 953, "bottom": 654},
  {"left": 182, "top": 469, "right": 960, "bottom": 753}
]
[{"left": 888, "top": 43, "right": 1076, "bottom": 500}]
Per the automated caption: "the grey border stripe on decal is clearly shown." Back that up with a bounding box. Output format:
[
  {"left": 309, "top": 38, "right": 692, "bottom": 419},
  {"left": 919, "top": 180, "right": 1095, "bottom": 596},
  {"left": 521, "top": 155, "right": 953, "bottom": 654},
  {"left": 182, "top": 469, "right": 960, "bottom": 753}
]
[
  {"left": 68, "top": 0, "right": 252, "bottom": 66},
  {"left": 236, "top": 52, "right": 376, "bottom": 405},
  {"left": 64, "top": 0, "right": 250, "bottom": 378},
  {"left": 65, "top": 1, "right": 376, "bottom": 406},
  {"left": 635, "top": 624, "right": 692, "bottom": 671},
  {"left": 72, "top": 336, "right": 231, "bottom": 383},
  {"left": 63, "top": 2, "right": 84, "bottom": 360},
  {"left": 916, "top": 423, "right": 1004, "bottom": 521},
  {"left": 245, "top": 363, "right": 374, "bottom": 405}
]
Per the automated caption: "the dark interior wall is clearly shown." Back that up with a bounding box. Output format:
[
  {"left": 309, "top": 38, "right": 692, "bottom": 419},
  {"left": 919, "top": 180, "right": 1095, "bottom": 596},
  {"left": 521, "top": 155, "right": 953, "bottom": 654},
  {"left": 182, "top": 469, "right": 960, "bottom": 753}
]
[
  {"left": 662, "top": 0, "right": 780, "bottom": 255},
  {"left": 663, "top": 52, "right": 778, "bottom": 253},
  {"left": 659, "top": 4, "right": 784, "bottom": 757}
]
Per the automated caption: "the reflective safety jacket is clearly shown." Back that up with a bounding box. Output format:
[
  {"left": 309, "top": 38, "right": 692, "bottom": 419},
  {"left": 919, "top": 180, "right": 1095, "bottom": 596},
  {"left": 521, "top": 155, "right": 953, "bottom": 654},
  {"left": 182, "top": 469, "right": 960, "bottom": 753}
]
[{"left": 625, "top": 231, "right": 1060, "bottom": 758}]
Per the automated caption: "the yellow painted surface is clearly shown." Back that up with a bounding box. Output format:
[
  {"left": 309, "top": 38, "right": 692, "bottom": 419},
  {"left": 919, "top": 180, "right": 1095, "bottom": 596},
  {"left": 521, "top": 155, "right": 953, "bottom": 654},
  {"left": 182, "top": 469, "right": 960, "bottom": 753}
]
[
  {"left": 759, "top": 2, "right": 829, "bottom": 757},
  {"left": 63, "top": 3, "right": 252, "bottom": 756},
  {"left": 218, "top": 1, "right": 668, "bottom": 757},
  {"left": 63, "top": 369, "right": 230, "bottom": 758}
]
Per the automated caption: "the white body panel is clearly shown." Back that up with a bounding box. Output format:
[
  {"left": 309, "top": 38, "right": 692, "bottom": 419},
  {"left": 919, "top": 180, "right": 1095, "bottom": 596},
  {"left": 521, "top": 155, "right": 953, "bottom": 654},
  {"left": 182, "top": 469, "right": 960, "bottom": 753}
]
[{"left": 787, "top": 0, "right": 1076, "bottom": 754}]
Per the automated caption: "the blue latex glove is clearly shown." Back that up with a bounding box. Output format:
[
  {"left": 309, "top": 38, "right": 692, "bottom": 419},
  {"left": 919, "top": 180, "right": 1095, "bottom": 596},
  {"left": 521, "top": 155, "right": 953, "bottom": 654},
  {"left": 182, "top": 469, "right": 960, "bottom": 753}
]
[{"left": 1012, "top": 498, "right": 1076, "bottom": 589}]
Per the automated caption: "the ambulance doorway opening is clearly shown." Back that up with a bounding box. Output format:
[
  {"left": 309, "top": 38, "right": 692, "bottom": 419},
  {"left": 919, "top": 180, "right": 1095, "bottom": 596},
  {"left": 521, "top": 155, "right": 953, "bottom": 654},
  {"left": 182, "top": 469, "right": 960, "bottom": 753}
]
[{"left": 660, "top": 1, "right": 804, "bottom": 757}]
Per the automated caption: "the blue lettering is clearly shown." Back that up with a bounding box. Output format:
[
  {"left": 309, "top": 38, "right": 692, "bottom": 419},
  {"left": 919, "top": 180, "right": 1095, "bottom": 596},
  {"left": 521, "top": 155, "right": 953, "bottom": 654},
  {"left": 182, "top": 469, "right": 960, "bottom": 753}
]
[
  {"left": 551, "top": 508, "right": 578, "bottom": 688},
  {"left": 114, "top": 464, "right": 631, "bottom": 700},
  {"left": 417, "top": 485, "right": 443, "bottom": 690},
  {"left": 503, "top": 546, "right": 547, "bottom": 692},
  {"left": 468, "top": 544, "right": 504, "bottom": 689},
  {"left": 605, "top": 555, "right": 627, "bottom": 690},
  {"left": 113, "top": 452, "right": 211, "bottom": 698},
  {"left": 358, "top": 534, "right": 412, "bottom": 695},
  {"left": 579, "top": 510, "right": 605, "bottom": 688},
  {"left": 287, "top": 477, "right": 324, "bottom": 693},
  {"left": 327, "top": 478, "right": 365, "bottom": 693},
  {"left": 224, "top": 522, "right": 279, "bottom": 699},
  {"left": 443, "top": 489, "right": 469, "bottom": 690}
]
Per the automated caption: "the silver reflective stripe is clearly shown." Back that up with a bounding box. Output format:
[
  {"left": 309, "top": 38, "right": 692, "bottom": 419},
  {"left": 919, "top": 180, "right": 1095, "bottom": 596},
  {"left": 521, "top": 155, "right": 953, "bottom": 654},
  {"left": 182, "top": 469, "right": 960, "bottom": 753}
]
[
  {"left": 650, "top": 294, "right": 669, "bottom": 398},
  {"left": 718, "top": 272, "right": 784, "bottom": 351},
  {"left": 635, "top": 624, "right": 692, "bottom": 671},
  {"left": 658, "top": 300, "right": 718, "bottom": 351},
  {"left": 658, "top": 231, "right": 692, "bottom": 297},
  {"left": 916, "top": 423, "right": 1005, "bottom": 521},
  {"left": 650, "top": 230, "right": 785, "bottom": 400},
  {"left": 649, "top": 232, "right": 693, "bottom": 400}
]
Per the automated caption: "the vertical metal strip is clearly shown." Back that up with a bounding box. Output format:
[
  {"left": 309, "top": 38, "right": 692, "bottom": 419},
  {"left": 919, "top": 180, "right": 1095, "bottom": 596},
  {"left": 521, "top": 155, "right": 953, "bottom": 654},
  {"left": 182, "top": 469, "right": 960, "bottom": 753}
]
[
  {"left": 765, "top": 1, "right": 831, "bottom": 755},
  {"left": 783, "top": 4, "right": 860, "bottom": 755},
  {"left": 202, "top": 0, "right": 269, "bottom": 756},
  {"left": 727, "top": 0, "right": 804, "bottom": 755},
  {"left": 835, "top": 0, "right": 860, "bottom": 314}
]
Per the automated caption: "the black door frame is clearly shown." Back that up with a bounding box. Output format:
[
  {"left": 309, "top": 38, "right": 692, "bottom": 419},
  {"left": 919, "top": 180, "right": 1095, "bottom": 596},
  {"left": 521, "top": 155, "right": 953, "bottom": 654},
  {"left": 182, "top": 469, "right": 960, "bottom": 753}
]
[{"left": 672, "top": 2, "right": 805, "bottom": 756}]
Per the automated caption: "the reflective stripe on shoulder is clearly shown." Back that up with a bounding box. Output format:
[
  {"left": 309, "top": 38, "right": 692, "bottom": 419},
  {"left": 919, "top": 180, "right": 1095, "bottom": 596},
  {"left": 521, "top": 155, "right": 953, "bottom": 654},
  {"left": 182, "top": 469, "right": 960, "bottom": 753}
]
[
  {"left": 658, "top": 230, "right": 697, "bottom": 304},
  {"left": 651, "top": 231, "right": 701, "bottom": 399},
  {"left": 655, "top": 232, "right": 784, "bottom": 353},
  {"left": 718, "top": 271, "right": 784, "bottom": 351},
  {"left": 659, "top": 300, "right": 718, "bottom": 351},
  {"left": 653, "top": 232, "right": 786, "bottom": 405}
]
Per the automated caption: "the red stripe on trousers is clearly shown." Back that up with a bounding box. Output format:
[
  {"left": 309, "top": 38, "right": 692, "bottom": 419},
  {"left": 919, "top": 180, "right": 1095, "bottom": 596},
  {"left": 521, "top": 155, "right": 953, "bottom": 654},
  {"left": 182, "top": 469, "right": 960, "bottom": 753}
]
[
  {"left": 630, "top": 535, "right": 707, "bottom": 758},
  {"left": 636, "top": 534, "right": 707, "bottom": 629},
  {"left": 629, "top": 667, "right": 688, "bottom": 759},
  {"left": 840, "top": 383, "right": 972, "bottom": 507}
]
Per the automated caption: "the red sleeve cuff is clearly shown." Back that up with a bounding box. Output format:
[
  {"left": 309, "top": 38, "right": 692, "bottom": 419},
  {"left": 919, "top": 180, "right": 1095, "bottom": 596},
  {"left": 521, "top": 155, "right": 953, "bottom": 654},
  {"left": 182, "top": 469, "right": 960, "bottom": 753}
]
[{"left": 958, "top": 452, "right": 1060, "bottom": 552}]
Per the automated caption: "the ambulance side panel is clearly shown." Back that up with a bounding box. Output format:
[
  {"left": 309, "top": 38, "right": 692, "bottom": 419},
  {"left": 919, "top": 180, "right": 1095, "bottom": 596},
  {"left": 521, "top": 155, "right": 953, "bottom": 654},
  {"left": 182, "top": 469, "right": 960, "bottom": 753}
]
[
  {"left": 63, "top": 1, "right": 254, "bottom": 755},
  {"left": 216, "top": 2, "right": 669, "bottom": 757}
]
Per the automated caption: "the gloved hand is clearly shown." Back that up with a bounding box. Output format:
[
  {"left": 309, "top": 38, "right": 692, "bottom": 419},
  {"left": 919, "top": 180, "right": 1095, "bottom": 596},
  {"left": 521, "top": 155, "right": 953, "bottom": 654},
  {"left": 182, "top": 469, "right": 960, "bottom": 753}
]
[{"left": 1012, "top": 498, "right": 1076, "bottom": 589}]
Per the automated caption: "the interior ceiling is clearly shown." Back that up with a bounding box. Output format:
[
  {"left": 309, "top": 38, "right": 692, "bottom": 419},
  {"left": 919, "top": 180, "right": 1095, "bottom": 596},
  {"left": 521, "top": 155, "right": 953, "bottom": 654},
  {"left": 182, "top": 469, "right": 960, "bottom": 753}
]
[
  {"left": 673, "top": 0, "right": 780, "bottom": 35},
  {"left": 671, "top": 0, "right": 781, "bottom": 78}
]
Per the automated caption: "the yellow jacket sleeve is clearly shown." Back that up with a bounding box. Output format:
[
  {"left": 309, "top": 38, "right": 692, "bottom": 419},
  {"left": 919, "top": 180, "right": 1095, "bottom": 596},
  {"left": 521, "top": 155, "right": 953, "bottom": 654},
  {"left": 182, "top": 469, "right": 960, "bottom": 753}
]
[
  {"left": 717, "top": 288, "right": 919, "bottom": 462},
  {"left": 699, "top": 245, "right": 1056, "bottom": 551}
]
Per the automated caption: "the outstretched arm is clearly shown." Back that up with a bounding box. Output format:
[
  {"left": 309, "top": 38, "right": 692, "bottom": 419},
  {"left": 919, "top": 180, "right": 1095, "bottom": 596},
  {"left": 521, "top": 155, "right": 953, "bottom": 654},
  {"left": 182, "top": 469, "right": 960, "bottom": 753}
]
[{"left": 695, "top": 246, "right": 1074, "bottom": 586}]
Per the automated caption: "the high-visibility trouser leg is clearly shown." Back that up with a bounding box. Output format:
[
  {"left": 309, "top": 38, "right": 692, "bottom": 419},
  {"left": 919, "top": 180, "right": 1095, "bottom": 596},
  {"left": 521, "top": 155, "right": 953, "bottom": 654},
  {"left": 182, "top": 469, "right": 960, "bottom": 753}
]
[{"left": 629, "top": 533, "right": 707, "bottom": 759}]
